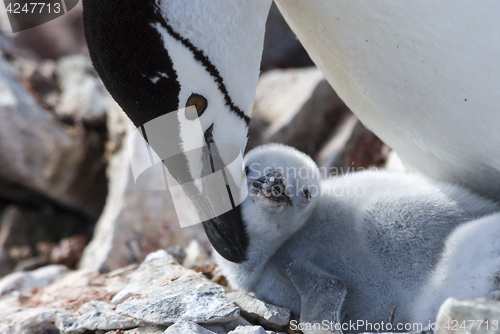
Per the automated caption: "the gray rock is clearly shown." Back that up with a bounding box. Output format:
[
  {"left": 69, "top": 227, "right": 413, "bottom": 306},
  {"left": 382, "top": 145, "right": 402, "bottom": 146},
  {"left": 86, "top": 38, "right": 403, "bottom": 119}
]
[
  {"left": 435, "top": 298, "right": 500, "bottom": 334},
  {"left": 200, "top": 325, "right": 229, "bottom": 334},
  {"left": 183, "top": 240, "right": 211, "bottom": 269},
  {"left": 203, "top": 316, "right": 252, "bottom": 334},
  {"left": 0, "top": 264, "right": 67, "bottom": 296},
  {"left": 315, "top": 114, "right": 359, "bottom": 176},
  {"left": 107, "top": 264, "right": 139, "bottom": 278},
  {"left": 0, "top": 2, "right": 85, "bottom": 59},
  {"left": 226, "top": 292, "right": 290, "bottom": 330},
  {"left": 111, "top": 250, "right": 182, "bottom": 304},
  {"left": 0, "top": 205, "right": 84, "bottom": 275},
  {"left": 26, "top": 59, "right": 59, "bottom": 110},
  {"left": 250, "top": 67, "right": 389, "bottom": 172},
  {"left": 108, "top": 325, "right": 167, "bottom": 334},
  {"left": 248, "top": 68, "right": 349, "bottom": 158},
  {"left": 165, "top": 320, "right": 217, "bottom": 333},
  {"left": 79, "top": 101, "right": 207, "bottom": 273},
  {"left": 116, "top": 273, "right": 239, "bottom": 326},
  {"left": 0, "top": 55, "right": 106, "bottom": 218},
  {"left": 22, "top": 269, "right": 127, "bottom": 311},
  {"left": 0, "top": 306, "right": 60, "bottom": 334},
  {"left": 108, "top": 326, "right": 167, "bottom": 334},
  {"left": 56, "top": 55, "right": 108, "bottom": 125},
  {"left": 112, "top": 251, "right": 238, "bottom": 326},
  {"left": 56, "top": 301, "right": 142, "bottom": 334},
  {"left": 252, "top": 68, "right": 324, "bottom": 126},
  {"left": 166, "top": 245, "right": 187, "bottom": 265},
  {"left": 228, "top": 326, "right": 267, "bottom": 334},
  {"left": 323, "top": 120, "right": 389, "bottom": 171},
  {"left": 316, "top": 116, "right": 390, "bottom": 177},
  {"left": 117, "top": 325, "right": 167, "bottom": 334},
  {"left": 0, "top": 293, "right": 21, "bottom": 309}
]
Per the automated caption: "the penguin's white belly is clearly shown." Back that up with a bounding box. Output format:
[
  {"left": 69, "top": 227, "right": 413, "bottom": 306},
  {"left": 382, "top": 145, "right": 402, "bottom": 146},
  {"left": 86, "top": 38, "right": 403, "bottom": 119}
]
[{"left": 275, "top": 0, "right": 500, "bottom": 199}]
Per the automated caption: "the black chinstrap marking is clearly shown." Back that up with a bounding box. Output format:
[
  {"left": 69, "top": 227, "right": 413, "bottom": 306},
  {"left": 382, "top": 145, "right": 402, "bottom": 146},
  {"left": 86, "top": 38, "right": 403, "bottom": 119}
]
[
  {"left": 84, "top": 0, "right": 249, "bottom": 127},
  {"left": 153, "top": 4, "right": 251, "bottom": 127}
]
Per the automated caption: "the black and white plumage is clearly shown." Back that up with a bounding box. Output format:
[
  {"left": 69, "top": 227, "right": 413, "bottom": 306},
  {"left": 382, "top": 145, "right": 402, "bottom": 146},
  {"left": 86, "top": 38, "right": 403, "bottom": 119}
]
[
  {"left": 83, "top": 0, "right": 272, "bottom": 262},
  {"left": 215, "top": 144, "right": 500, "bottom": 332},
  {"left": 83, "top": 1, "right": 500, "bottom": 264}
]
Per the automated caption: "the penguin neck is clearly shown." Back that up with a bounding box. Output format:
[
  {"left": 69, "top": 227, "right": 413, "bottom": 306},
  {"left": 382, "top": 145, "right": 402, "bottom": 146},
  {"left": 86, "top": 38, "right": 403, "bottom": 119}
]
[
  {"left": 239, "top": 199, "right": 319, "bottom": 286},
  {"left": 158, "top": 0, "right": 272, "bottom": 121}
]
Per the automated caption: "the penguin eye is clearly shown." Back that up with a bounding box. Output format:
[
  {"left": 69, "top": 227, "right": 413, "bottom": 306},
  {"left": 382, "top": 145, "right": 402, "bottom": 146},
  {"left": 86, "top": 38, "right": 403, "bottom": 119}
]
[
  {"left": 185, "top": 93, "right": 208, "bottom": 120},
  {"left": 245, "top": 166, "right": 249, "bottom": 176}
]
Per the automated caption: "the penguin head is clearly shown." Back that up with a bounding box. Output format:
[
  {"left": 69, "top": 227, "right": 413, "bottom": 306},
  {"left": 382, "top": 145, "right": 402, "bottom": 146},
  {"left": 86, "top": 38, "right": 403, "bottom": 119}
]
[
  {"left": 242, "top": 144, "right": 321, "bottom": 243},
  {"left": 83, "top": 0, "right": 271, "bottom": 263},
  {"left": 83, "top": 0, "right": 270, "bottom": 156}
]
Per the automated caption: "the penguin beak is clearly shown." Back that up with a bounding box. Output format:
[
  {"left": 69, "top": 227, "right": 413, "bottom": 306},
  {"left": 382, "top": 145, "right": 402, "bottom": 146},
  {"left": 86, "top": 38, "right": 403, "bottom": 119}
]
[
  {"left": 202, "top": 206, "right": 248, "bottom": 263},
  {"left": 201, "top": 124, "right": 249, "bottom": 263}
]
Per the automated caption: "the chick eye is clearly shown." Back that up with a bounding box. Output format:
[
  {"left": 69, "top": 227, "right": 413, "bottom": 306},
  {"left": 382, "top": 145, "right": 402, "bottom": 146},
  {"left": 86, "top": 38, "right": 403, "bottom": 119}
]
[
  {"left": 301, "top": 188, "right": 311, "bottom": 202},
  {"left": 185, "top": 93, "right": 208, "bottom": 120},
  {"left": 245, "top": 166, "right": 249, "bottom": 176}
]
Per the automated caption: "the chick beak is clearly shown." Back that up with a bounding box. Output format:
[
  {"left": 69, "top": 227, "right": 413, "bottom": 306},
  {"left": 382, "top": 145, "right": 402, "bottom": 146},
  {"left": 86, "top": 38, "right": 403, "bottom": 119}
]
[{"left": 251, "top": 171, "right": 292, "bottom": 206}]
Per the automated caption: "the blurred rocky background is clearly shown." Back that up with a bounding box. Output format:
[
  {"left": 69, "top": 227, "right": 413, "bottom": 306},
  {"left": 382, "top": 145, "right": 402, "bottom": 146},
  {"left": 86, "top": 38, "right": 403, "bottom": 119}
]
[{"left": 0, "top": 3, "right": 415, "bottom": 334}]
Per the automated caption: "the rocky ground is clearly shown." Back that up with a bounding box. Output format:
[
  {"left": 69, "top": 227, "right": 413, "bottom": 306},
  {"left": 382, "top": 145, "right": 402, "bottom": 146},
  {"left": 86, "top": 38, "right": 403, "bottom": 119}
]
[
  {"left": 0, "top": 4, "right": 498, "bottom": 334},
  {"left": 1, "top": 247, "right": 499, "bottom": 334},
  {"left": 0, "top": 249, "right": 291, "bottom": 334}
]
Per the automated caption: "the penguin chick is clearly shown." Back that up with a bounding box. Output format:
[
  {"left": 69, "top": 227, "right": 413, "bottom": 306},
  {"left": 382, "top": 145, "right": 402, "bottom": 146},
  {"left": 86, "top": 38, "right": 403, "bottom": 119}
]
[
  {"left": 411, "top": 212, "right": 500, "bottom": 325},
  {"left": 214, "top": 143, "right": 500, "bottom": 333}
]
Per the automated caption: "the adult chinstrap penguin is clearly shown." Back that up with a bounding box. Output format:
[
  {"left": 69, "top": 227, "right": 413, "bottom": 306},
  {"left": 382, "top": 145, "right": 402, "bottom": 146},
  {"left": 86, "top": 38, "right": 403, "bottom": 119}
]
[
  {"left": 83, "top": 0, "right": 500, "bottom": 206},
  {"left": 214, "top": 143, "right": 500, "bottom": 333},
  {"left": 83, "top": 1, "right": 500, "bottom": 266},
  {"left": 82, "top": 0, "right": 272, "bottom": 263}
]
